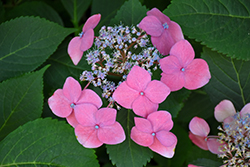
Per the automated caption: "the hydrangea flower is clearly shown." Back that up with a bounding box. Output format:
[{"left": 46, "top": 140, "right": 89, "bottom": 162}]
[
  {"left": 74, "top": 103, "right": 125, "bottom": 148},
  {"left": 214, "top": 99, "right": 250, "bottom": 124},
  {"left": 68, "top": 14, "right": 101, "bottom": 65},
  {"left": 189, "top": 117, "right": 224, "bottom": 154},
  {"left": 48, "top": 77, "right": 102, "bottom": 127},
  {"left": 139, "top": 8, "right": 184, "bottom": 55},
  {"left": 159, "top": 39, "right": 211, "bottom": 91},
  {"left": 112, "top": 66, "right": 170, "bottom": 118},
  {"left": 131, "top": 111, "right": 177, "bottom": 158}
]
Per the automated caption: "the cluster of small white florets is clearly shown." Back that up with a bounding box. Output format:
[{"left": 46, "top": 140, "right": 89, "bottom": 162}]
[
  {"left": 217, "top": 113, "right": 250, "bottom": 167},
  {"left": 80, "top": 24, "right": 162, "bottom": 101}
]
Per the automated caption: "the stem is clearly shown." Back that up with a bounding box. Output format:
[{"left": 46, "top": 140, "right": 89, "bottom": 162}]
[{"left": 72, "top": 0, "right": 79, "bottom": 36}]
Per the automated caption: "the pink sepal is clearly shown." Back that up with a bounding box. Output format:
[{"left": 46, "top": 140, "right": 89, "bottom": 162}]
[
  {"left": 149, "top": 137, "right": 176, "bottom": 158},
  {"left": 80, "top": 29, "right": 94, "bottom": 51},
  {"left": 82, "top": 14, "right": 101, "bottom": 32},
  {"left": 67, "top": 37, "right": 83, "bottom": 65},
  {"left": 147, "top": 111, "right": 173, "bottom": 132},
  {"left": 168, "top": 21, "right": 184, "bottom": 43},
  {"left": 188, "top": 132, "right": 208, "bottom": 150},
  {"left": 156, "top": 131, "right": 177, "bottom": 147},
  {"left": 66, "top": 112, "right": 78, "bottom": 128},
  {"left": 214, "top": 100, "right": 236, "bottom": 122},
  {"left": 63, "top": 77, "right": 82, "bottom": 102},
  {"left": 189, "top": 117, "right": 210, "bottom": 137},
  {"left": 240, "top": 103, "right": 250, "bottom": 116},
  {"left": 138, "top": 16, "right": 163, "bottom": 36},
  {"left": 146, "top": 8, "right": 170, "bottom": 25},
  {"left": 74, "top": 103, "right": 98, "bottom": 126},
  {"left": 95, "top": 108, "right": 116, "bottom": 126},
  {"left": 207, "top": 138, "right": 225, "bottom": 154},
  {"left": 75, "top": 124, "right": 103, "bottom": 148},
  {"left": 130, "top": 127, "right": 154, "bottom": 147},
  {"left": 78, "top": 89, "right": 102, "bottom": 108}
]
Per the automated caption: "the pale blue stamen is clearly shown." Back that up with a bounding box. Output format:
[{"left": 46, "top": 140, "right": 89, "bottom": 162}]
[
  {"left": 152, "top": 132, "right": 156, "bottom": 136},
  {"left": 70, "top": 103, "right": 75, "bottom": 108},
  {"left": 163, "top": 23, "right": 169, "bottom": 29},
  {"left": 95, "top": 125, "right": 99, "bottom": 129},
  {"left": 140, "top": 91, "right": 144, "bottom": 96},
  {"left": 79, "top": 32, "right": 84, "bottom": 38},
  {"left": 181, "top": 67, "right": 185, "bottom": 72}
]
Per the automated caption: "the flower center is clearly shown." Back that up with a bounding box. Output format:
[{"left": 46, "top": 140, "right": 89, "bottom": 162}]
[
  {"left": 163, "top": 23, "right": 169, "bottom": 29},
  {"left": 79, "top": 32, "right": 84, "bottom": 38},
  {"left": 151, "top": 132, "right": 156, "bottom": 136},
  {"left": 95, "top": 125, "right": 99, "bottom": 129},
  {"left": 70, "top": 103, "right": 75, "bottom": 108},
  {"left": 181, "top": 67, "right": 185, "bottom": 72},
  {"left": 140, "top": 91, "right": 144, "bottom": 96}
]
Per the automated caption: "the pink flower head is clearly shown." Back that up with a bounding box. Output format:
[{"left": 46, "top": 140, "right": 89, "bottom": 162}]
[
  {"left": 48, "top": 77, "right": 102, "bottom": 127},
  {"left": 112, "top": 66, "right": 170, "bottom": 118},
  {"left": 74, "top": 104, "right": 125, "bottom": 148},
  {"left": 139, "top": 8, "right": 184, "bottom": 55},
  {"left": 214, "top": 99, "right": 250, "bottom": 124},
  {"left": 68, "top": 14, "right": 101, "bottom": 65},
  {"left": 189, "top": 117, "right": 224, "bottom": 154},
  {"left": 131, "top": 111, "right": 177, "bottom": 158},
  {"left": 159, "top": 39, "right": 211, "bottom": 91}
]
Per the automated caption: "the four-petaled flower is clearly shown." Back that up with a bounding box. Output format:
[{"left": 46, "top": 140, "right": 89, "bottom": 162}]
[
  {"left": 112, "top": 66, "right": 170, "bottom": 118},
  {"left": 74, "top": 104, "right": 125, "bottom": 148},
  {"left": 48, "top": 77, "right": 102, "bottom": 127},
  {"left": 159, "top": 39, "right": 211, "bottom": 91},
  {"left": 131, "top": 111, "right": 177, "bottom": 158},
  {"left": 189, "top": 117, "right": 224, "bottom": 154},
  {"left": 139, "top": 8, "right": 184, "bottom": 55},
  {"left": 68, "top": 14, "right": 101, "bottom": 65}
]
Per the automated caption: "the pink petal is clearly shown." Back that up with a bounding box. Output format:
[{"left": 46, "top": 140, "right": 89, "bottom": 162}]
[
  {"left": 134, "top": 117, "right": 153, "bottom": 133},
  {"left": 146, "top": 8, "right": 170, "bottom": 25},
  {"left": 132, "top": 95, "right": 158, "bottom": 118},
  {"left": 188, "top": 164, "right": 202, "bottom": 167},
  {"left": 112, "top": 82, "right": 138, "bottom": 109},
  {"left": 67, "top": 37, "right": 83, "bottom": 65},
  {"left": 130, "top": 127, "right": 154, "bottom": 146},
  {"left": 184, "top": 58, "right": 211, "bottom": 90},
  {"left": 168, "top": 21, "right": 184, "bottom": 43},
  {"left": 48, "top": 89, "right": 72, "bottom": 118},
  {"left": 207, "top": 138, "right": 226, "bottom": 154},
  {"left": 240, "top": 103, "right": 250, "bottom": 116},
  {"left": 188, "top": 132, "right": 208, "bottom": 150},
  {"left": 189, "top": 117, "right": 210, "bottom": 137},
  {"left": 169, "top": 40, "right": 194, "bottom": 66},
  {"left": 149, "top": 137, "right": 176, "bottom": 158},
  {"left": 156, "top": 131, "right": 177, "bottom": 147},
  {"left": 159, "top": 55, "right": 182, "bottom": 74},
  {"left": 80, "top": 29, "right": 94, "bottom": 51},
  {"left": 126, "top": 66, "right": 151, "bottom": 91},
  {"left": 144, "top": 80, "right": 170, "bottom": 103},
  {"left": 95, "top": 108, "right": 116, "bottom": 126},
  {"left": 66, "top": 111, "right": 78, "bottom": 128},
  {"left": 98, "top": 122, "right": 125, "bottom": 145},
  {"left": 147, "top": 111, "right": 173, "bottom": 132},
  {"left": 138, "top": 16, "right": 163, "bottom": 36},
  {"left": 78, "top": 89, "right": 102, "bottom": 108},
  {"left": 75, "top": 124, "right": 103, "bottom": 148},
  {"left": 214, "top": 100, "right": 236, "bottom": 122},
  {"left": 151, "top": 31, "right": 175, "bottom": 55},
  {"left": 74, "top": 103, "right": 97, "bottom": 126},
  {"left": 161, "top": 72, "right": 184, "bottom": 91},
  {"left": 62, "top": 77, "right": 82, "bottom": 103},
  {"left": 82, "top": 14, "right": 101, "bottom": 32}
]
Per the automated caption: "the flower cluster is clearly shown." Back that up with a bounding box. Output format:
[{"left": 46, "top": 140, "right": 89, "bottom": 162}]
[
  {"left": 48, "top": 7, "right": 211, "bottom": 159},
  {"left": 189, "top": 100, "right": 250, "bottom": 166}
]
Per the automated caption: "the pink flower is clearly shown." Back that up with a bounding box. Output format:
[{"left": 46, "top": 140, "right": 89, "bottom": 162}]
[
  {"left": 74, "top": 104, "right": 125, "bottom": 148},
  {"left": 214, "top": 99, "right": 250, "bottom": 124},
  {"left": 139, "top": 8, "right": 184, "bottom": 55},
  {"left": 188, "top": 165, "right": 203, "bottom": 167},
  {"left": 48, "top": 77, "right": 102, "bottom": 127},
  {"left": 159, "top": 39, "right": 211, "bottom": 91},
  {"left": 131, "top": 111, "right": 177, "bottom": 158},
  {"left": 189, "top": 117, "right": 224, "bottom": 154},
  {"left": 68, "top": 14, "right": 101, "bottom": 65},
  {"left": 112, "top": 66, "right": 170, "bottom": 118}
]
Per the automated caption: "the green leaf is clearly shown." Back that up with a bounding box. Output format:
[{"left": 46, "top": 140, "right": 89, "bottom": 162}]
[
  {"left": 0, "top": 66, "right": 49, "bottom": 141},
  {"left": 44, "top": 37, "right": 91, "bottom": 89},
  {"left": 164, "top": 0, "right": 250, "bottom": 60},
  {"left": 190, "top": 158, "right": 223, "bottom": 167},
  {"left": 106, "top": 109, "right": 153, "bottom": 167},
  {"left": 159, "top": 88, "right": 190, "bottom": 118},
  {"left": 0, "top": 16, "right": 75, "bottom": 82},
  {"left": 202, "top": 47, "right": 250, "bottom": 110},
  {"left": 0, "top": 1, "right": 4, "bottom": 24},
  {"left": 91, "top": 0, "right": 125, "bottom": 26},
  {"left": 0, "top": 118, "right": 99, "bottom": 167},
  {"left": 110, "top": 0, "right": 148, "bottom": 26},
  {"left": 61, "top": 0, "right": 92, "bottom": 23},
  {"left": 6, "top": 1, "right": 64, "bottom": 25}
]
